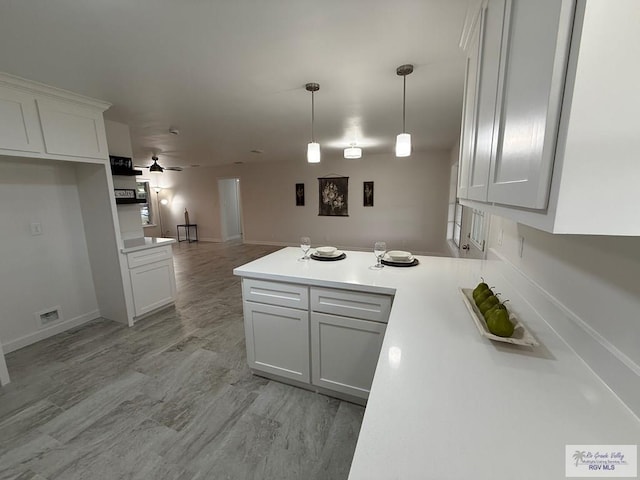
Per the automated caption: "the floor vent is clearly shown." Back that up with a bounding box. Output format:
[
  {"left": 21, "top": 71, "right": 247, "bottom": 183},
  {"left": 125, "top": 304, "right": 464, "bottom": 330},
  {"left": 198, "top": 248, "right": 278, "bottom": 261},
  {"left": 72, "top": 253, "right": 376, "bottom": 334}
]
[{"left": 36, "top": 307, "right": 62, "bottom": 327}]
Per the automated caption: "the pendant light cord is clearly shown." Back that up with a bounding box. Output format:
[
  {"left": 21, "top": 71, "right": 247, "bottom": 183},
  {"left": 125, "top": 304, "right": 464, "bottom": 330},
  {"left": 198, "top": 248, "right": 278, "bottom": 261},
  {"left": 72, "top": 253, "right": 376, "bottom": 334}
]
[
  {"left": 402, "top": 74, "right": 406, "bottom": 133},
  {"left": 311, "top": 90, "right": 315, "bottom": 143}
]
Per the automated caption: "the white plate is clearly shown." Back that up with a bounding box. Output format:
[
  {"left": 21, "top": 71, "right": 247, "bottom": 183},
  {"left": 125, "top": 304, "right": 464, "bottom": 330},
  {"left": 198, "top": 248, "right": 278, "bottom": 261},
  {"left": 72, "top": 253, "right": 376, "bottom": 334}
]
[
  {"left": 459, "top": 288, "right": 539, "bottom": 347},
  {"left": 387, "top": 250, "right": 412, "bottom": 261},
  {"left": 384, "top": 253, "right": 414, "bottom": 263},
  {"left": 315, "top": 246, "right": 338, "bottom": 256},
  {"left": 313, "top": 249, "right": 343, "bottom": 258}
]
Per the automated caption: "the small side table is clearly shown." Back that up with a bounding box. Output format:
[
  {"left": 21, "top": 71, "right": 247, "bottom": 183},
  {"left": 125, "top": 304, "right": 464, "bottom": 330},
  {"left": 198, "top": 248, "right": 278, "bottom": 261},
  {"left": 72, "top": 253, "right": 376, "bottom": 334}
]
[{"left": 177, "top": 224, "right": 198, "bottom": 243}]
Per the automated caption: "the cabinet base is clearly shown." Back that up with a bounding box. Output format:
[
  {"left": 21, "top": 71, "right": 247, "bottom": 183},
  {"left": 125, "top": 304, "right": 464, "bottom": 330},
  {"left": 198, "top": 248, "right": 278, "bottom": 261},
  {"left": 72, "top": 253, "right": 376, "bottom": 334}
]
[
  {"left": 250, "top": 368, "right": 367, "bottom": 407},
  {"left": 133, "top": 302, "right": 175, "bottom": 324}
]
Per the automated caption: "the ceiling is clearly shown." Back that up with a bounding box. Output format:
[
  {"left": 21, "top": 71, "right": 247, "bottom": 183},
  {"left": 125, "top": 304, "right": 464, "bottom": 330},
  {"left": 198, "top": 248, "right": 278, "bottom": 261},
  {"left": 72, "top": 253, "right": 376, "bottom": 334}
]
[{"left": 0, "top": 0, "right": 469, "bottom": 167}]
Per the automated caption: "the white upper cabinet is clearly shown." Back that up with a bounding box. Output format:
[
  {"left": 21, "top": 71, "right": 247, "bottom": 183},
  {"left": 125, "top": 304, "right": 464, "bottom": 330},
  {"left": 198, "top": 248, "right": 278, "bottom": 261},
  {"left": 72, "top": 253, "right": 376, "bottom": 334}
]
[
  {"left": 37, "top": 98, "right": 109, "bottom": 159},
  {"left": 457, "top": 10, "right": 481, "bottom": 201},
  {"left": 0, "top": 87, "right": 43, "bottom": 153},
  {"left": 488, "top": 0, "right": 574, "bottom": 208},
  {"left": 458, "top": 0, "right": 640, "bottom": 235},
  {"left": 0, "top": 73, "right": 110, "bottom": 162},
  {"left": 459, "top": 0, "right": 507, "bottom": 202}
]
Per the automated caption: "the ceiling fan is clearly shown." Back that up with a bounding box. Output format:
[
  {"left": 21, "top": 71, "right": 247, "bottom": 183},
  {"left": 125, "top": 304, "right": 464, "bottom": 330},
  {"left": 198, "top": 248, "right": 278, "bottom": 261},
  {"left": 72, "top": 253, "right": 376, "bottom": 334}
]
[{"left": 135, "top": 155, "right": 183, "bottom": 172}]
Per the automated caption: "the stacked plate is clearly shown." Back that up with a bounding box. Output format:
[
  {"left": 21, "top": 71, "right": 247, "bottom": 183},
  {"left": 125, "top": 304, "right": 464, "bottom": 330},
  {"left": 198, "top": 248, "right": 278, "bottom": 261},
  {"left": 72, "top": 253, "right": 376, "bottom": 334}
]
[
  {"left": 311, "top": 246, "right": 346, "bottom": 261},
  {"left": 382, "top": 250, "right": 419, "bottom": 267}
]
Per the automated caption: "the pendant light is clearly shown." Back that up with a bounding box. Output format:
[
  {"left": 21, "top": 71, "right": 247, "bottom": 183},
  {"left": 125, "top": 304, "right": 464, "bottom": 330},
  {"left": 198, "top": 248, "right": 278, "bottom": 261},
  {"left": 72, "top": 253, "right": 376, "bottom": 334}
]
[
  {"left": 306, "top": 83, "right": 320, "bottom": 163},
  {"left": 344, "top": 143, "right": 362, "bottom": 159},
  {"left": 395, "top": 64, "right": 414, "bottom": 157}
]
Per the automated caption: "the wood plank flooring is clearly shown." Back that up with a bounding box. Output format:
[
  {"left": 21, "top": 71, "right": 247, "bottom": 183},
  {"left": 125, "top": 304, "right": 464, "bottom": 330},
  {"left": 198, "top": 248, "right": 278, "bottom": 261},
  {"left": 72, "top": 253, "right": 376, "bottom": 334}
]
[{"left": 0, "top": 242, "right": 364, "bottom": 480}]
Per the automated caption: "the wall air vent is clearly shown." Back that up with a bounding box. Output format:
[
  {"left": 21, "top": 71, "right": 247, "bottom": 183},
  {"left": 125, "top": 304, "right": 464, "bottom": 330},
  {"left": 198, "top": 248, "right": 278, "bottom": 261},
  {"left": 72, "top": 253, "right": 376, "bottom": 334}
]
[{"left": 36, "top": 306, "right": 63, "bottom": 327}]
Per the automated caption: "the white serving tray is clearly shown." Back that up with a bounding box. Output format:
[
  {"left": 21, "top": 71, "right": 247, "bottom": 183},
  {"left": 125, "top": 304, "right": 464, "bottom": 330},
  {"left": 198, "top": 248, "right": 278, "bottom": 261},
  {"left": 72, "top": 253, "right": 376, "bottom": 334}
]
[{"left": 459, "top": 288, "right": 539, "bottom": 347}]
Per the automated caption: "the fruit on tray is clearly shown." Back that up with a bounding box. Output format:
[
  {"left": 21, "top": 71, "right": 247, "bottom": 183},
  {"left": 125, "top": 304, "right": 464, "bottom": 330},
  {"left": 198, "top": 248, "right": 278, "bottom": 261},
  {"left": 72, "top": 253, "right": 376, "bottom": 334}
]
[
  {"left": 478, "top": 295, "right": 500, "bottom": 315},
  {"left": 483, "top": 301, "right": 508, "bottom": 320},
  {"left": 472, "top": 280, "right": 490, "bottom": 298},
  {"left": 474, "top": 288, "right": 493, "bottom": 306},
  {"left": 486, "top": 308, "right": 515, "bottom": 337}
]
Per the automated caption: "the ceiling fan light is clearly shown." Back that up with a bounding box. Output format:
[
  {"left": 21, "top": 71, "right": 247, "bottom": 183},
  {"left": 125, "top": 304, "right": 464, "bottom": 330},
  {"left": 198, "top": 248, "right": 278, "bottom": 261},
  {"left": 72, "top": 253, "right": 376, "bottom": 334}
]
[
  {"left": 149, "top": 157, "right": 164, "bottom": 172},
  {"left": 307, "top": 142, "right": 321, "bottom": 163},
  {"left": 395, "top": 133, "right": 411, "bottom": 157},
  {"left": 344, "top": 146, "right": 362, "bottom": 159}
]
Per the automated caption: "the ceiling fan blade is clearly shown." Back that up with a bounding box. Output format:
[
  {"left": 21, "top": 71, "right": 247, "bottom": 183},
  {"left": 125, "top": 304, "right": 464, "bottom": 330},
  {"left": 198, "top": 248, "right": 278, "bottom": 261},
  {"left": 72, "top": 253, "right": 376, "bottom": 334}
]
[{"left": 165, "top": 166, "right": 183, "bottom": 171}]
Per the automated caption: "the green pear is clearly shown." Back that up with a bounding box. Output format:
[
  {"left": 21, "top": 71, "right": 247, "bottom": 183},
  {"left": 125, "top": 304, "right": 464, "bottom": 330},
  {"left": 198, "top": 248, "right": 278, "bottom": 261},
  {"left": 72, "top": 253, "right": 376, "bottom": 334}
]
[
  {"left": 479, "top": 295, "right": 500, "bottom": 315},
  {"left": 483, "top": 301, "right": 508, "bottom": 320},
  {"left": 474, "top": 288, "right": 493, "bottom": 306},
  {"left": 486, "top": 309, "right": 514, "bottom": 337},
  {"left": 472, "top": 280, "right": 490, "bottom": 298}
]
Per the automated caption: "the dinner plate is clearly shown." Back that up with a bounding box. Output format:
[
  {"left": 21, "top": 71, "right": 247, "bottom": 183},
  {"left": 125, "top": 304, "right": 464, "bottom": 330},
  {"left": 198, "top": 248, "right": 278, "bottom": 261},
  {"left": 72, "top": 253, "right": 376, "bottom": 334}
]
[
  {"left": 310, "top": 252, "right": 346, "bottom": 262},
  {"left": 381, "top": 258, "right": 419, "bottom": 267}
]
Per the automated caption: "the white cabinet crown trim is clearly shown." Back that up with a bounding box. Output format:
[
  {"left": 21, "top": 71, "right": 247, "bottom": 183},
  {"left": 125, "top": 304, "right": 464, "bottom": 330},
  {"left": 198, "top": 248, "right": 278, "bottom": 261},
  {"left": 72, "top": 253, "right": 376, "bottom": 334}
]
[{"left": 0, "top": 72, "right": 111, "bottom": 111}]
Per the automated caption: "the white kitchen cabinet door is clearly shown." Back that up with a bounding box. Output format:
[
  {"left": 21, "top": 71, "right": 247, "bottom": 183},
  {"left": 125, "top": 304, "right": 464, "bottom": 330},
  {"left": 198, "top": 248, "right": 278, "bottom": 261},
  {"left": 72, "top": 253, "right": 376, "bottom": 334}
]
[
  {"left": 488, "top": 0, "right": 574, "bottom": 209},
  {"left": 243, "top": 302, "right": 310, "bottom": 383},
  {"left": 129, "top": 259, "right": 177, "bottom": 317},
  {"left": 0, "top": 87, "right": 43, "bottom": 154},
  {"left": 457, "top": 11, "right": 481, "bottom": 200},
  {"left": 311, "top": 312, "right": 386, "bottom": 400},
  {"left": 466, "top": 0, "right": 507, "bottom": 201},
  {"left": 459, "top": 0, "right": 506, "bottom": 201},
  {"left": 36, "top": 98, "right": 109, "bottom": 160}
]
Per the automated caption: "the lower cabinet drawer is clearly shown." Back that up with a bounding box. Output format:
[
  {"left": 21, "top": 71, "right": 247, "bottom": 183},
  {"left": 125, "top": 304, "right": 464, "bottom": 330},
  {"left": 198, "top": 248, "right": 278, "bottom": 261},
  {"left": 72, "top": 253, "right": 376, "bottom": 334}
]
[
  {"left": 311, "top": 287, "right": 392, "bottom": 323},
  {"left": 310, "top": 312, "right": 386, "bottom": 400},
  {"left": 242, "top": 278, "right": 308, "bottom": 310},
  {"left": 243, "top": 301, "right": 310, "bottom": 383},
  {"left": 126, "top": 245, "right": 173, "bottom": 269}
]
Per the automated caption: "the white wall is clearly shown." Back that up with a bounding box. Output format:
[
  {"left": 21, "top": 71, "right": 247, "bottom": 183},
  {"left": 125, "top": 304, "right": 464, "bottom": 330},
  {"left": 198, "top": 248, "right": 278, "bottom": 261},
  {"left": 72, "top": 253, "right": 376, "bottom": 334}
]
[
  {"left": 148, "top": 149, "right": 452, "bottom": 254},
  {"left": 487, "top": 215, "right": 640, "bottom": 370},
  {"left": 0, "top": 157, "right": 100, "bottom": 351},
  {"left": 105, "top": 120, "right": 144, "bottom": 241}
]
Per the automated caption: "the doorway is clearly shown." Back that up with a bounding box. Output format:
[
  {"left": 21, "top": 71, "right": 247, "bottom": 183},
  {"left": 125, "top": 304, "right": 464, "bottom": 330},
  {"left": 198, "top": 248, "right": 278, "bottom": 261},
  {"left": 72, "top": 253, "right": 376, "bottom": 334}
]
[{"left": 218, "top": 178, "right": 243, "bottom": 242}]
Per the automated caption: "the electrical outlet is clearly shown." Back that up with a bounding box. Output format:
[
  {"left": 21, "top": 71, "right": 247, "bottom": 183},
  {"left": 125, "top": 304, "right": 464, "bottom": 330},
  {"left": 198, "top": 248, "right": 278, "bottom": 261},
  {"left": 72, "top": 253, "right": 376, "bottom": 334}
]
[{"left": 30, "top": 222, "right": 42, "bottom": 236}]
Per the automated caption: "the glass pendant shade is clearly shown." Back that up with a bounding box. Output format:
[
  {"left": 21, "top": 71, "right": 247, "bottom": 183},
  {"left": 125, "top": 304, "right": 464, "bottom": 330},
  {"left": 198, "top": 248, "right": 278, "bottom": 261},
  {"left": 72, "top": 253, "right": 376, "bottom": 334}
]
[
  {"left": 307, "top": 142, "right": 321, "bottom": 163},
  {"left": 344, "top": 146, "right": 362, "bottom": 159},
  {"left": 395, "top": 133, "right": 411, "bottom": 157}
]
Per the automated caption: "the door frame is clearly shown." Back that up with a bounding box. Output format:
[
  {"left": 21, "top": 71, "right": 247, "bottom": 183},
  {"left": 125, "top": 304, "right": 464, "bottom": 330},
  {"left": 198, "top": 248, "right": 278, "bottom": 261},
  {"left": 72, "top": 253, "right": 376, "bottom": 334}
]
[{"left": 217, "top": 177, "right": 243, "bottom": 242}]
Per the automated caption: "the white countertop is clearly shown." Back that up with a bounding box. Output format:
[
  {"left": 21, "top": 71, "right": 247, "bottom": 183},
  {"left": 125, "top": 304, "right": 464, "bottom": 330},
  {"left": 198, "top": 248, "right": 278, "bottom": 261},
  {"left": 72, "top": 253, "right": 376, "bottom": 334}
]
[
  {"left": 120, "top": 236, "right": 176, "bottom": 253},
  {"left": 234, "top": 247, "right": 640, "bottom": 480}
]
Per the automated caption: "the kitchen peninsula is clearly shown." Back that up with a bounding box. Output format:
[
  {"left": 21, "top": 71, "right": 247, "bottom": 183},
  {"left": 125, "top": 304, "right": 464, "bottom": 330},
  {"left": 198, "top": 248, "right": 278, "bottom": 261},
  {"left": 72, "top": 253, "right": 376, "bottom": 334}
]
[{"left": 235, "top": 247, "right": 640, "bottom": 479}]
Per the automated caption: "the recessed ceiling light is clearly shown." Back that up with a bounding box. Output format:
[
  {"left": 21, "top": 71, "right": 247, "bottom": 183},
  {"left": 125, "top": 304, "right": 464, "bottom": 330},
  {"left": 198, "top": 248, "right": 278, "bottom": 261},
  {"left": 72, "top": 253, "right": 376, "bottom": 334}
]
[
  {"left": 169, "top": 128, "right": 180, "bottom": 135},
  {"left": 190, "top": 164, "right": 200, "bottom": 167},
  {"left": 234, "top": 161, "right": 244, "bottom": 165},
  {"left": 250, "top": 149, "right": 263, "bottom": 154}
]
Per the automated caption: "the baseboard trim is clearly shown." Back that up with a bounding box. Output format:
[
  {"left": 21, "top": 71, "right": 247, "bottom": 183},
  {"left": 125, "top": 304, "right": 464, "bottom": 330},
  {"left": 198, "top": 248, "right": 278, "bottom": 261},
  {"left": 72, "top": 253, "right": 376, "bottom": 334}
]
[
  {"left": 488, "top": 248, "right": 640, "bottom": 419},
  {"left": 2, "top": 309, "right": 100, "bottom": 353}
]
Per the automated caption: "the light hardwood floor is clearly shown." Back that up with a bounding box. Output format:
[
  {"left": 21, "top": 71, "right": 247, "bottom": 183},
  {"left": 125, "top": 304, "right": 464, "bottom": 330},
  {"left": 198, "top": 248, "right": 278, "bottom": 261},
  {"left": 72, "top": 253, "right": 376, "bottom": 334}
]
[{"left": 0, "top": 242, "right": 364, "bottom": 480}]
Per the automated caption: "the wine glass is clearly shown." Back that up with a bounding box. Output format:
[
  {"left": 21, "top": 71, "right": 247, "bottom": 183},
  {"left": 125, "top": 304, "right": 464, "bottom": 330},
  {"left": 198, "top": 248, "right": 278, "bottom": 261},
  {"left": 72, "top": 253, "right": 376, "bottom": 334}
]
[
  {"left": 300, "top": 236, "right": 311, "bottom": 261},
  {"left": 372, "top": 241, "right": 387, "bottom": 269}
]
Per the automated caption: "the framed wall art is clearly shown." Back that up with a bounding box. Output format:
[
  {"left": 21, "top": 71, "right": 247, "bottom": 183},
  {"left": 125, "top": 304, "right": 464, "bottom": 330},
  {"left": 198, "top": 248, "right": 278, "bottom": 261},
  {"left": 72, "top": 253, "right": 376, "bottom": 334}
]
[
  {"left": 296, "top": 183, "right": 305, "bottom": 206},
  {"left": 318, "top": 176, "right": 348, "bottom": 216},
  {"left": 363, "top": 181, "right": 374, "bottom": 207}
]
